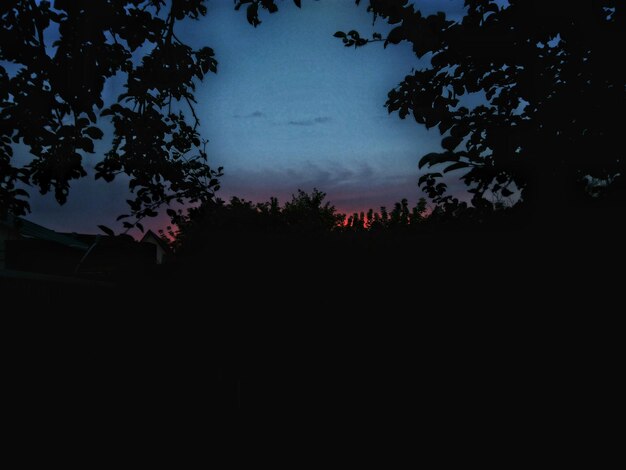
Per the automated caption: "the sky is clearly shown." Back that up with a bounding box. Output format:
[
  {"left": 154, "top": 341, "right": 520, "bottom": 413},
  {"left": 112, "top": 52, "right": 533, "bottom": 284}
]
[{"left": 22, "top": 0, "right": 470, "bottom": 234}]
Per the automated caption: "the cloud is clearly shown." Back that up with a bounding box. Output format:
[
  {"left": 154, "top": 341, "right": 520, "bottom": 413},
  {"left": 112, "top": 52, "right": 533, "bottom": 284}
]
[
  {"left": 214, "top": 157, "right": 475, "bottom": 216},
  {"left": 233, "top": 111, "right": 265, "bottom": 118},
  {"left": 217, "top": 161, "right": 436, "bottom": 214},
  {"left": 287, "top": 116, "right": 332, "bottom": 126}
]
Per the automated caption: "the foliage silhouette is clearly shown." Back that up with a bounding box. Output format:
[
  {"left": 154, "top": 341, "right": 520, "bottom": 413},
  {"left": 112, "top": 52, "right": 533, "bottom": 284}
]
[
  {"left": 236, "top": 0, "right": 303, "bottom": 28},
  {"left": 168, "top": 189, "right": 483, "bottom": 268},
  {"left": 328, "top": 0, "right": 626, "bottom": 216},
  {"left": 170, "top": 188, "right": 342, "bottom": 255},
  {"left": 167, "top": 185, "right": 545, "bottom": 282},
  {"left": 0, "top": 0, "right": 222, "bottom": 228}
]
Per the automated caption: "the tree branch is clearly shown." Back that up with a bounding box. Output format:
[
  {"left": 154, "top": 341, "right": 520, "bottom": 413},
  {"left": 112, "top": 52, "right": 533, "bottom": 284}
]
[{"left": 184, "top": 96, "right": 200, "bottom": 129}]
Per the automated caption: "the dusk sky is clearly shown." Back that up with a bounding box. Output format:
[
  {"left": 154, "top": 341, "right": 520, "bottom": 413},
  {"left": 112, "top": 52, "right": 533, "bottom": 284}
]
[{"left": 23, "top": 0, "right": 470, "bottom": 234}]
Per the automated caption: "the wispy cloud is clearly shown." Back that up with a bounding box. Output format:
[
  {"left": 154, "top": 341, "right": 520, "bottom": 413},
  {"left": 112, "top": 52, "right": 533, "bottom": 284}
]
[
  {"left": 287, "top": 116, "right": 332, "bottom": 126},
  {"left": 233, "top": 111, "right": 265, "bottom": 119},
  {"left": 217, "top": 161, "right": 436, "bottom": 214}
]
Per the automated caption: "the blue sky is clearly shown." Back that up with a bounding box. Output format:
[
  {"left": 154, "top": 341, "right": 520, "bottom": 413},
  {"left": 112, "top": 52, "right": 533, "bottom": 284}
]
[{"left": 25, "top": 0, "right": 469, "bottom": 233}]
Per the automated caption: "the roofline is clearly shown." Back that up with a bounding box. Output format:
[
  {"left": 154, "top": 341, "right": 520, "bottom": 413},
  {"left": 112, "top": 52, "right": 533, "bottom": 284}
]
[
  {"left": 1, "top": 214, "right": 89, "bottom": 251},
  {"left": 141, "top": 229, "right": 171, "bottom": 252}
]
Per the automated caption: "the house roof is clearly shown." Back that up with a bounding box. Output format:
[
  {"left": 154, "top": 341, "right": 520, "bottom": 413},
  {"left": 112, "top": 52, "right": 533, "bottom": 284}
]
[
  {"left": 1, "top": 214, "right": 89, "bottom": 251},
  {"left": 140, "top": 229, "right": 171, "bottom": 253},
  {"left": 58, "top": 232, "right": 99, "bottom": 245}
]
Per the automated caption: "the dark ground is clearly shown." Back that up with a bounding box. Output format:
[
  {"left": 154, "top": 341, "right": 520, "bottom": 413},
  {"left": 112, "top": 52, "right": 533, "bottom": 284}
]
[{"left": 3, "top": 221, "right": 622, "bottom": 459}]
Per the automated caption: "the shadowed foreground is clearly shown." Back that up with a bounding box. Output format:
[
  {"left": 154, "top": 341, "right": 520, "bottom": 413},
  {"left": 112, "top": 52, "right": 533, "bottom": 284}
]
[{"left": 3, "top": 217, "right": 621, "bottom": 462}]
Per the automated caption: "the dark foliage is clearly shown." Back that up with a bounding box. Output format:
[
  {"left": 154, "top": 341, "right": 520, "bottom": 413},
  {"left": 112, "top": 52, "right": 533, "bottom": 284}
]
[
  {"left": 0, "top": 0, "right": 221, "bottom": 227},
  {"left": 168, "top": 188, "right": 524, "bottom": 270},
  {"left": 169, "top": 189, "right": 342, "bottom": 256},
  {"left": 235, "top": 0, "right": 303, "bottom": 28},
  {"left": 156, "top": 185, "right": 623, "bottom": 416},
  {"left": 329, "top": 0, "right": 626, "bottom": 218}
]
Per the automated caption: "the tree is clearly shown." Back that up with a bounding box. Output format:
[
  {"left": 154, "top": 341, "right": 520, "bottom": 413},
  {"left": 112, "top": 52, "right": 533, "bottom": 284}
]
[
  {"left": 0, "top": 0, "right": 222, "bottom": 229},
  {"left": 173, "top": 188, "right": 343, "bottom": 248},
  {"left": 282, "top": 188, "right": 344, "bottom": 232},
  {"left": 330, "top": 1, "right": 625, "bottom": 216}
]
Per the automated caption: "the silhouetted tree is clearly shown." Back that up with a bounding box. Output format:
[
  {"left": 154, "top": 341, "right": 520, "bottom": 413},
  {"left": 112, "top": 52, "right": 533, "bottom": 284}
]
[
  {"left": 171, "top": 188, "right": 344, "bottom": 256},
  {"left": 174, "top": 189, "right": 432, "bottom": 249},
  {"left": 0, "top": 0, "right": 222, "bottom": 227},
  {"left": 282, "top": 188, "right": 344, "bottom": 231},
  {"left": 331, "top": 1, "right": 625, "bottom": 216}
]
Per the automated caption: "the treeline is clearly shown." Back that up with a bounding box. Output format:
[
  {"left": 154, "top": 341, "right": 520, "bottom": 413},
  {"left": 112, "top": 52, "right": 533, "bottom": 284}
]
[
  {"left": 148, "top": 190, "right": 619, "bottom": 415},
  {"left": 163, "top": 188, "right": 516, "bottom": 252}
]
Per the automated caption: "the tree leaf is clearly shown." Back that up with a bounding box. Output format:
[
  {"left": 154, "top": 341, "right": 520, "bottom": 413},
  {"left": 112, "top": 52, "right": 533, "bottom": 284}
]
[
  {"left": 442, "top": 135, "right": 463, "bottom": 151},
  {"left": 246, "top": 2, "right": 260, "bottom": 26},
  {"left": 419, "top": 152, "right": 442, "bottom": 169},
  {"left": 443, "top": 162, "right": 469, "bottom": 173},
  {"left": 98, "top": 225, "right": 115, "bottom": 237},
  {"left": 386, "top": 27, "right": 404, "bottom": 45},
  {"left": 84, "top": 126, "right": 104, "bottom": 139}
]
